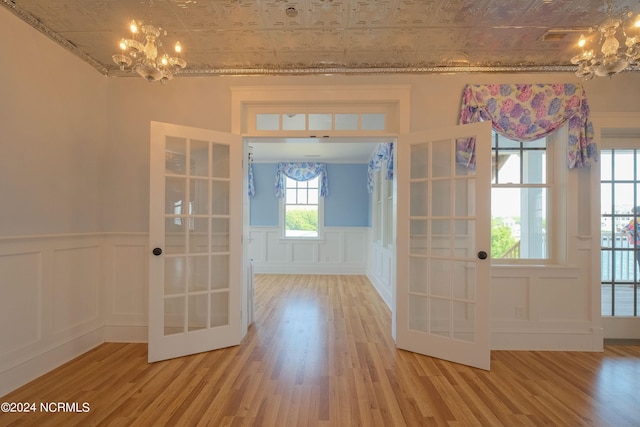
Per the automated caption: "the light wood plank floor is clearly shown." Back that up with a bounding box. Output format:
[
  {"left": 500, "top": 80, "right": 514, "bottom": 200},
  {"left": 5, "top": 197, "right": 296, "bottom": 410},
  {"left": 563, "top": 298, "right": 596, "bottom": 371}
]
[{"left": 2, "top": 274, "right": 639, "bottom": 426}]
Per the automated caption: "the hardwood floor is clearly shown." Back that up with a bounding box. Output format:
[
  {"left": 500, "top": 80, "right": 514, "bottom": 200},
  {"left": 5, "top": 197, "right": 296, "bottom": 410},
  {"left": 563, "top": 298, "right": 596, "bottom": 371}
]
[{"left": 2, "top": 274, "right": 639, "bottom": 426}]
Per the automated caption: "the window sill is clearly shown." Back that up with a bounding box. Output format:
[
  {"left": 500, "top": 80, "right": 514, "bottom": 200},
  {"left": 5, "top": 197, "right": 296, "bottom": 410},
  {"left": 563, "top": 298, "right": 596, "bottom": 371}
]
[{"left": 279, "top": 237, "right": 325, "bottom": 242}]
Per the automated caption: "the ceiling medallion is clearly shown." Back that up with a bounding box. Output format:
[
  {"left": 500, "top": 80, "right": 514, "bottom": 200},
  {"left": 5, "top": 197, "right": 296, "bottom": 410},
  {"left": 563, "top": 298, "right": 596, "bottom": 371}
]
[{"left": 571, "top": 1, "right": 640, "bottom": 80}]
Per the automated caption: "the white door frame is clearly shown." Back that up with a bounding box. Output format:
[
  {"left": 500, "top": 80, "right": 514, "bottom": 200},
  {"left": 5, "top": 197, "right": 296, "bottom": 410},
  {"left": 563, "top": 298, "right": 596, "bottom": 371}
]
[{"left": 231, "top": 85, "right": 411, "bottom": 333}]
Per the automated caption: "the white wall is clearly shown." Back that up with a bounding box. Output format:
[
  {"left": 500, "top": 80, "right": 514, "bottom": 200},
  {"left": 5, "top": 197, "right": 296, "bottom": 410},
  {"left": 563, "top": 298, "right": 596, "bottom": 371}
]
[
  {"left": 0, "top": 7, "right": 109, "bottom": 396},
  {"left": 2, "top": 3, "right": 640, "bottom": 397}
]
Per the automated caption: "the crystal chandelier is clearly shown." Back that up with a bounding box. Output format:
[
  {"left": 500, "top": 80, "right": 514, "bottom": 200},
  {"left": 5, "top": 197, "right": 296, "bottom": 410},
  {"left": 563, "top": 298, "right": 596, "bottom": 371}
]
[
  {"left": 571, "top": 2, "right": 640, "bottom": 80},
  {"left": 112, "top": 16, "right": 186, "bottom": 84}
]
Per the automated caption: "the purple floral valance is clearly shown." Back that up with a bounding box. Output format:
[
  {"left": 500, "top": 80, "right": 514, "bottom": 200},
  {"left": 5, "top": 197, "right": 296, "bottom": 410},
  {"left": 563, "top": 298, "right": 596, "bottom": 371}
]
[
  {"left": 458, "top": 84, "right": 597, "bottom": 169},
  {"left": 274, "top": 162, "right": 328, "bottom": 197}
]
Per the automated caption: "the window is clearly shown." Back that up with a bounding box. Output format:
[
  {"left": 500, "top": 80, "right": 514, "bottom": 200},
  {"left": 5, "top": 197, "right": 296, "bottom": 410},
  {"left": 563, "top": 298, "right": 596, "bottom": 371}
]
[
  {"left": 283, "top": 176, "right": 321, "bottom": 238},
  {"left": 491, "top": 132, "right": 551, "bottom": 261},
  {"left": 600, "top": 148, "right": 640, "bottom": 316}
]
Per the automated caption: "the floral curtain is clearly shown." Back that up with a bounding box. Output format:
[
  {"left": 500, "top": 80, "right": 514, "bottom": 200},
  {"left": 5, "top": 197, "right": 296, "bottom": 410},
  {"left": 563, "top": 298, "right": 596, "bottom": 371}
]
[
  {"left": 248, "top": 162, "right": 255, "bottom": 197},
  {"left": 367, "top": 143, "right": 394, "bottom": 193},
  {"left": 274, "top": 162, "right": 328, "bottom": 197},
  {"left": 458, "top": 83, "right": 597, "bottom": 169}
]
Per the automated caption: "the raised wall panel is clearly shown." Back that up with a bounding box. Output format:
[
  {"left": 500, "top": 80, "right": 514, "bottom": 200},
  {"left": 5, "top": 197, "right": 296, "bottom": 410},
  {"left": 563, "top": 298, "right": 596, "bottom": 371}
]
[
  {"left": 319, "top": 231, "right": 341, "bottom": 263},
  {"left": 248, "top": 230, "right": 266, "bottom": 262},
  {"left": 111, "top": 244, "right": 147, "bottom": 317},
  {"left": 53, "top": 246, "right": 100, "bottom": 334},
  {"left": 0, "top": 252, "right": 41, "bottom": 355},
  {"left": 0, "top": 234, "right": 104, "bottom": 397},
  {"left": 344, "top": 232, "right": 366, "bottom": 264},
  {"left": 266, "top": 231, "right": 288, "bottom": 262},
  {"left": 292, "top": 242, "right": 315, "bottom": 262},
  {"left": 491, "top": 277, "right": 529, "bottom": 321},
  {"left": 537, "top": 278, "right": 586, "bottom": 321}
]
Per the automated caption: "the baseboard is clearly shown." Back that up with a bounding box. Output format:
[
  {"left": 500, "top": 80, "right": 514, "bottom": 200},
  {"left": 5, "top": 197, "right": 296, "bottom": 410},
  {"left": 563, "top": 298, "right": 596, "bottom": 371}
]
[
  {"left": 491, "top": 328, "right": 604, "bottom": 351},
  {"left": 103, "top": 325, "right": 148, "bottom": 343},
  {"left": 367, "top": 272, "right": 392, "bottom": 310},
  {"left": 0, "top": 328, "right": 104, "bottom": 398}
]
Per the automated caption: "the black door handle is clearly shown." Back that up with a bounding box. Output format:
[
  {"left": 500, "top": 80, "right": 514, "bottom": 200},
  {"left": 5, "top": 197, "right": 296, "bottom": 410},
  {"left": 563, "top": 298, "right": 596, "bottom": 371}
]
[
  {"left": 152, "top": 247, "right": 163, "bottom": 256},
  {"left": 477, "top": 251, "right": 488, "bottom": 260}
]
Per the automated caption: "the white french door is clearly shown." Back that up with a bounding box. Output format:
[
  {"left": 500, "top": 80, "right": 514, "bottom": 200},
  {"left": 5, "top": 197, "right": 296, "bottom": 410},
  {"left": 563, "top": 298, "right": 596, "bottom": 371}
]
[
  {"left": 396, "top": 121, "right": 492, "bottom": 370},
  {"left": 149, "top": 121, "right": 242, "bottom": 363}
]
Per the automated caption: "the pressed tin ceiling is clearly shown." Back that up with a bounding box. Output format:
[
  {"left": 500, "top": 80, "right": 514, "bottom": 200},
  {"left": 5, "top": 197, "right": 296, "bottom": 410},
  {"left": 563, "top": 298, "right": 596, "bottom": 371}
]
[{"left": 2, "top": 0, "right": 640, "bottom": 77}]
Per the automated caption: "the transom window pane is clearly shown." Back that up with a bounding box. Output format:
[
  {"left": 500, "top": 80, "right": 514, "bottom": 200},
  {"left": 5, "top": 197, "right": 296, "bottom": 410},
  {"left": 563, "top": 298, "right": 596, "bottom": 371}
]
[{"left": 256, "top": 114, "right": 279, "bottom": 130}]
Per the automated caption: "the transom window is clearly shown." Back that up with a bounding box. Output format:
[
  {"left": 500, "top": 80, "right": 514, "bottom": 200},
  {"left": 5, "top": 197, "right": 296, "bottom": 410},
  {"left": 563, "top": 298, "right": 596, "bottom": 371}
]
[
  {"left": 283, "top": 176, "right": 320, "bottom": 238},
  {"left": 491, "top": 132, "right": 550, "bottom": 261}
]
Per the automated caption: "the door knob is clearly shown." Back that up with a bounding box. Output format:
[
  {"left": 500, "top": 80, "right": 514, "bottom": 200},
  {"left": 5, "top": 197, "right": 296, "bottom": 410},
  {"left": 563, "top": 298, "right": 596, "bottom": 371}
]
[
  {"left": 152, "top": 247, "right": 163, "bottom": 256},
  {"left": 477, "top": 251, "right": 488, "bottom": 260}
]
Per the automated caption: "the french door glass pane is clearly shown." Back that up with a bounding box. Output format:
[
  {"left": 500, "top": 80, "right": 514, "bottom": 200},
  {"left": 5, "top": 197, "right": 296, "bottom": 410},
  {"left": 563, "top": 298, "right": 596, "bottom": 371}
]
[
  {"left": 190, "top": 140, "right": 209, "bottom": 176},
  {"left": 430, "top": 259, "right": 451, "bottom": 297},
  {"left": 409, "top": 257, "right": 428, "bottom": 293},
  {"left": 211, "top": 144, "right": 229, "bottom": 178},
  {"left": 188, "top": 256, "right": 209, "bottom": 292},
  {"left": 211, "top": 292, "right": 229, "bottom": 327},
  {"left": 410, "top": 144, "right": 429, "bottom": 179},
  {"left": 453, "top": 301, "right": 475, "bottom": 342},
  {"left": 163, "top": 137, "right": 231, "bottom": 337},
  {"left": 190, "top": 179, "right": 210, "bottom": 215},
  {"left": 431, "top": 298, "right": 450, "bottom": 337},
  {"left": 165, "top": 218, "right": 186, "bottom": 254},
  {"left": 165, "top": 137, "right": 187, "bottom": 174},
  {"left": 188, "top": 295, "right": 208, "bottom": 332},
  {"left": 409, "top": 296, "right": 429, "bottom": 332},
  {"left": 165, "top": 257, "right": 186, "bottom": 295},
  {"left": 432, "top": 180, "right": 451, "bottom": 216},
  {"left": 432, "top": 140, "right": 452, "bottom": 177},
  {"left": 212, "top": 181, "right": 230, "bottom": 215},
  {"left": 189, "top": 218, "right": 209, "bottom": 253},
  {"left": 164, "top": 297, "right": 185, "bottom": 335}
]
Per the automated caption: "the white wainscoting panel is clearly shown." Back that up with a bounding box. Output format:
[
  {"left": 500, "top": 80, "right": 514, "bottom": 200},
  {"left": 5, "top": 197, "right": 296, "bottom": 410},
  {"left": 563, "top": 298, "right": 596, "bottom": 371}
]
[
  {"left": 0, "top": 234, "right": 105, "bottom": 397},
  {"left": 249, "top": 226, "right": 368, "bottom": 274},
  {"left": 52, "top": 245, "right": 101, "bottom": 335},
  {"left": 0, "top": 252, "right": 42, "bottom": 356},
  {"left": 367, "top": 234, "right": 394, "bottom": 309},
  {"left": 491, "top": 265, "right": 599, "bottom": 350},
  {"left": 102, "top": 233, "right": 148, "bottom": 343}
]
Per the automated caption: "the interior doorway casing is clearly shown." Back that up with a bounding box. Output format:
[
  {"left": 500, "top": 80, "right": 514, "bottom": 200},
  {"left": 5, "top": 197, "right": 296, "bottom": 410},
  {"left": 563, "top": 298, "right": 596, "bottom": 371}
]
[{"left": 232, "top": 85, "right": 411, "bottom": 334}]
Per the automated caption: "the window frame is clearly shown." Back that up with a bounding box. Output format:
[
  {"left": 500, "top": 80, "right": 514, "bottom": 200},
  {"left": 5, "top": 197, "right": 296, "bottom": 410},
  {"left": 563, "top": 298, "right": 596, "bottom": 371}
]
[
  {"left": 279, "top": 175, "right": 324, "bottom": 240},
  {"left": 600, "top": 140, "right": 640, "bottom": 317},
  {"left": 490, "top": 126, "right": 564, "bottom": 265}
]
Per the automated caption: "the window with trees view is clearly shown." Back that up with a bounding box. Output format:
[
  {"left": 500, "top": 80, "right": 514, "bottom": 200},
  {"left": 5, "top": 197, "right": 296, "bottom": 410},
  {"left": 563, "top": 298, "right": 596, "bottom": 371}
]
[
  {"left": 491, "top": 132, "right": 550, "bottom": 261},
  {"left": 283, "top": 176, "right": 321, "bottom": 238}
]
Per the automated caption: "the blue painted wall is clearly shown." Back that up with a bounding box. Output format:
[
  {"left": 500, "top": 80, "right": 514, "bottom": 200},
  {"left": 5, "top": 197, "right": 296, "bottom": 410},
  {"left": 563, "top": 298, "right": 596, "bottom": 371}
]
[
  {"left": 249, "top": 163, "right": 280, "bottom": 226},
  {"left": 249, "top": 163, "right": 371, "bottom": 227}
]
